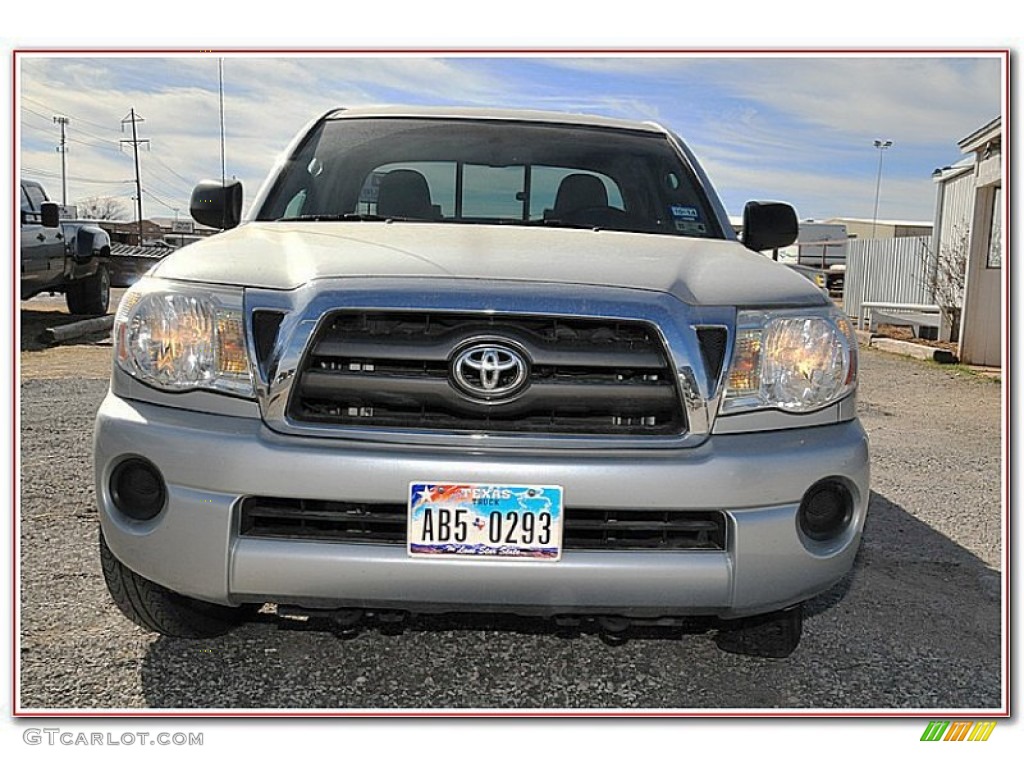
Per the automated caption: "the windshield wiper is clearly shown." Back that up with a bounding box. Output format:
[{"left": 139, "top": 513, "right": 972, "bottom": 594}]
[
  {"left": 517, "top": 219, "right": 601, "bottom": 231},
  {"left": 276, "top": 213, "right": 424, "bottom": 223}
]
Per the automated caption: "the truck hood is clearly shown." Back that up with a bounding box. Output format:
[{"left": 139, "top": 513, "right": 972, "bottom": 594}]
[{"left": 152, "top": 221, "right": 827, "bottom": 307}]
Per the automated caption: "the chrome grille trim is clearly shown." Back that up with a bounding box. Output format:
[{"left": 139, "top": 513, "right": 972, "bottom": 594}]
[
  {"left": 290, "top": 312, "right": 686, "bottom": 435},
  {"left": 245, "top": 278, "right": 735, "bottom": 449}
]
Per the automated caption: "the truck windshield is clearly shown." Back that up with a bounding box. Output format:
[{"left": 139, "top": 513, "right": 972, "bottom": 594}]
[{"left": 256, "top": 118, "right": 723, "bottom": 238}]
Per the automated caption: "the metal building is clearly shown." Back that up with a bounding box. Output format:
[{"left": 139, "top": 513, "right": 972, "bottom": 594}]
[
  {"left": 823, "top": 217, "right": 932, "bottom": 240},
  {"left": 932, "top": 117, "right": 1003, "bottom": 367}
]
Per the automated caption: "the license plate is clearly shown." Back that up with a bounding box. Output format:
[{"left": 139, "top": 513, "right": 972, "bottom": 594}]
[{"left": 408, "top": 483, "right": 564, "bottom": 561}]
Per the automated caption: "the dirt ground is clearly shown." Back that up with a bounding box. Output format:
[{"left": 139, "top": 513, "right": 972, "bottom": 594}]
[{"left": 18, "top": 290, "right": 126, "bottom": 379}]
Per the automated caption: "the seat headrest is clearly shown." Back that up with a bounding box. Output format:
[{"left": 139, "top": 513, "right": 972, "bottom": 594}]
[
  {"left": 552, "top": 173, "right": 608, "bottom": 215},
  {"left": 377, "top": 169, "right": 436, "bottom": 219}
]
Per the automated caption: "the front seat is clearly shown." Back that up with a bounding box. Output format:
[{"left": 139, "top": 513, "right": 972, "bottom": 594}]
[
  {"left": 547, "top": 173, "right": 609, "bottom": 219},
  {"left": 376, "top": 169, "right": 439, "bottom": 220}
]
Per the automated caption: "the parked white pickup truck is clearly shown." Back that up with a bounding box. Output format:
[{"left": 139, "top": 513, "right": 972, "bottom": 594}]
[{"left": 20, "top": 179, "right": 111, "bottom": 314}]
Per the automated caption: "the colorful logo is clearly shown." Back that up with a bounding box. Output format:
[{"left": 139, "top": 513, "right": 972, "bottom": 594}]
[{"left": 920, "top": 721, "right": 997, "bottom": 742}]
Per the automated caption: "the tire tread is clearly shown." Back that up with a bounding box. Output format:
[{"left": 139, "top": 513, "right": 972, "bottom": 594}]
[
  {"left": 99, "top": 530, "right": 241, "bottom": 638},
  {"left": 66, "top": 265, "right": 110, "bottom": 315}
]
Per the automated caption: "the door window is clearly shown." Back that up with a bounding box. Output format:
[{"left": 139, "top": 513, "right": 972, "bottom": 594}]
[{"left": 986, "top": 187, "right": 1002, "bottom": 269}]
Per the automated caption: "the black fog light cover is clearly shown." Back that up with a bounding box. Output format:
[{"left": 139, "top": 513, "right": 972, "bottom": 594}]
[
  {"left": 798, "top": 479, "right": 853, "bottom": 541},
  {"left": 110, "top": 458, "right": 167, "bottom": 521}
]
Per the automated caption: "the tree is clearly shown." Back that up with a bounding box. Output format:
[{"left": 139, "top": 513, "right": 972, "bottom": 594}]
[
  {"left": 76, "top": 196, "right": 129, "bottom": 221},
  {"left": 920, "top": 224, "right": 969, "bottom": 341}
]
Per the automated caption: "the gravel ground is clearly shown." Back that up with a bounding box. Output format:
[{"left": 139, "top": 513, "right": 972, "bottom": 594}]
[{"left": 17, "top": 345, "right": 1003, "bottom": 711}]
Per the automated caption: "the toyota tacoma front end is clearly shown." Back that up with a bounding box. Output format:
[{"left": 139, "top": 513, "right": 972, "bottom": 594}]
[{"left": 95, "top": 107, "right": 868, "bottom": 657}]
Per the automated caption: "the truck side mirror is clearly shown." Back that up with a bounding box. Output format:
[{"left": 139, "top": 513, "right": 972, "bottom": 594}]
[
  {"left": 742, "top": 201, "right": 798, "bottom": 253},
  {"left": 190, "top": 180, "right": 243, "bottom": 230},
  {"left": 40, "top": 201, "right": 61, "bottom": 228}
]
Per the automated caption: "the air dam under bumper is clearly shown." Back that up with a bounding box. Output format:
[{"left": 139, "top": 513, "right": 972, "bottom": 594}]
[{"left": 95, "top": 391, "right": 870, "bottom": 619}]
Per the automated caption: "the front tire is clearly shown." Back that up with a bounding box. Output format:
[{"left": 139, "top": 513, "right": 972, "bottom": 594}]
[
  {"left": 66, "top": 264, "right": 110, "bottom": 315},
  {"left": 99, "top": 530, "right": 244, "bottom": 638}
]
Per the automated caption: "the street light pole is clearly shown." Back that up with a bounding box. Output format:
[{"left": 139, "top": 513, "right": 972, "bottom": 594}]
[{"left": 871, "top": 139, "right": 893, "bottom": 238}]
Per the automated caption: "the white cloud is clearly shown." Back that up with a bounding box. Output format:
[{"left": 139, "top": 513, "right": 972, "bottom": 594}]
[
  {"left": 541, "top": 56, "right": 709, "bottom": 76},
  {"left": 17, "top": 53, "right": 1002, "bottom": 224},
  {"left": 542, "top": 55, "right": 1001, "bottom": 147},
  {"left": 700, "top": 151, "right": 937, "bottom": 222},
  {"left": 714, "top": 56, "right": 1002, "bottom": 144}
]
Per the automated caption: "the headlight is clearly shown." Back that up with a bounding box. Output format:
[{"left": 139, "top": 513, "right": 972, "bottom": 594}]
[
  {"left": 722, "top": 308, "right": 856, "bottom": 414},
  {"left": 114, "top": 278, "right": 254, "bottom": 397}
]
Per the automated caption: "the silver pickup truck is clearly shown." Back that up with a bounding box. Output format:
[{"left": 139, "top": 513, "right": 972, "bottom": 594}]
[
  {"left": 95, "top": 107, "right": 868, "bottom": 657},
  {"left": 20, "top": 179, "right": 111, "bottom": 314}
]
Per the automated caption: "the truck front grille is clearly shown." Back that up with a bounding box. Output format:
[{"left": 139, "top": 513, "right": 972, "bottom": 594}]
[
  {"left": 287, "top": 311, "right": 685, "bottom": 436},
  {"left": 238, "top": 497, "right": 726, "bottom": 551}
]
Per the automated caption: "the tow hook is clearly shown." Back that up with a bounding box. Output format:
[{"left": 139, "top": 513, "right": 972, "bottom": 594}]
[{"left": 596, "top": 616, "right": 631, "bottom": 646}]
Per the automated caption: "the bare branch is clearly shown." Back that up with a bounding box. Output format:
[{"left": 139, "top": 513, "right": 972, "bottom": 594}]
[
  {"left": 75, "top": 196, "right": 129, "bottom": 222},
  {"left": 919, "top": 224, "right": 969, "bottom": 339}
]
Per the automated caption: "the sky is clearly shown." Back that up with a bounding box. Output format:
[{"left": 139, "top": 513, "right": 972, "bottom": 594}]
[{"left": 17, "top": 53, "right": 1003, "bottom": 226}]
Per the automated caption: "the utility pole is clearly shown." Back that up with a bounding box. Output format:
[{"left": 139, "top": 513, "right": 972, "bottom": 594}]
[
  {"left": 120, "top": 108, "right": 150, "bottom": 245},
  {"left": 53, "top": 115, "right": 69, "bottom": 205}
]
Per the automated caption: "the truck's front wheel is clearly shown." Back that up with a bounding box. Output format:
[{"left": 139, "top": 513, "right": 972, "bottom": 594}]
[
  {"left": 99, "top": 530, "right": 245, "bottom": 638},
  {"left": 66, "top": 264, "right": 110, "bottom": 315}
]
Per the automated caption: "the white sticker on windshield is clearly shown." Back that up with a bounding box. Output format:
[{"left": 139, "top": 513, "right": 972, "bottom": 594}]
[
  {"left": 670, "top": 205, "right": 701, "bottom": 221},
  {"left": 675, "top": 220, "right": 707, "bottom": 234}
]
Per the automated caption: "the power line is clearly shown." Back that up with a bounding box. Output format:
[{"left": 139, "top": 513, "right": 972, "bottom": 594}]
[
  {"left": 144, "top": 185, "right": 189, "bottom": 210},
  {"left": 22, "top": 117, "right": 126, "bottom": 156},
  {"left": 23, "top": 106, "right": 122, "bottom": 147},
  {"left": 141, "top": 187, "right": 181, "bottom": 213},
  {"left": 24, "top": 102, "right": 196, "bottom": 189},
  {"left": 23, "top": 113, "right": 124, "bottom": 152},
  {"left": 70, "top": 122, "right": 123, "bottom": 146},
  {"left": 141, "top": 178, "right": 192, "bottom": 211},
  {"left": 148, "top": 153, "right": 195, "bottom": 186},
  {"left": 21, "top": 105, "right": 54, "bottom": 124},
  {"left": 76, "top": 186, "right": 135, "bottom": 202},
  {"left": 20, "top": 117, "right": 65, "bottom": 143},
  {"left": 24, "top": 134, "right": 190, "bottom": 196},
  {"left": 142, "top": 183, "right": 189, "bottom": 211},
  {"left": 142, "top": 158, "right": 192, "bottom": 191},
  {"left": 24, "top": 98, "right": 196, "bottom": 213},
  {"left": 21, "top": 95, "right": 120, "bottom": 135},
  {"left": 21, "top": 166, "right": 131, "bottom": 185},
  {"left": 143, "top": 166, "right": 192, "bottom": 197},
  {"left": 67, "top": 136, "right": 124, "bottom": 155}
]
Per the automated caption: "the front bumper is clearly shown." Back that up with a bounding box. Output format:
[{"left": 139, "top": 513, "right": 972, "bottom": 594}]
[{"left": 95, "top": 391, "right": 870, "bottom": 619}]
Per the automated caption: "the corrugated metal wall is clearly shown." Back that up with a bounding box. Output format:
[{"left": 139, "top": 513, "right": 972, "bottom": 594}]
[
  {"left": 934, "top": 170, "right": 975, "bottom": 261},
  {"left": 844, "top": 236, "right": 933, "bottom": 321}
]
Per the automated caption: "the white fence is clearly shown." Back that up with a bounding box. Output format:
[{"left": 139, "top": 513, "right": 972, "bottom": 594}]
[{"left": 844, "top": 236, "right": 933, "bottom": 321}]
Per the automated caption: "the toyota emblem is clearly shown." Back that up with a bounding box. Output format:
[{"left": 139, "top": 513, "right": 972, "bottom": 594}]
[{"left": 452, "top": 342, "right": 529, "bottom": 401}]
